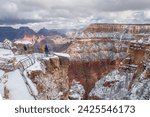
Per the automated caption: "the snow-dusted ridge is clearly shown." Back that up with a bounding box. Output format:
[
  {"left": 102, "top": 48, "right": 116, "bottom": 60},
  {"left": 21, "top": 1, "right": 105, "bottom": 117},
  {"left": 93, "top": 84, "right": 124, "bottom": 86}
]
[{"left": 0, "top": 41, "right": 70, "bottom": 100}]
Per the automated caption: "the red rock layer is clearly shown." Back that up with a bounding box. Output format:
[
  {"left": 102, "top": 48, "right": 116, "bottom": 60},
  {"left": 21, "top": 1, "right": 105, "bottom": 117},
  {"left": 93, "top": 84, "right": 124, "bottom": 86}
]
[{"left": 68, "top": 60, "right": 116, "bottom": 99}]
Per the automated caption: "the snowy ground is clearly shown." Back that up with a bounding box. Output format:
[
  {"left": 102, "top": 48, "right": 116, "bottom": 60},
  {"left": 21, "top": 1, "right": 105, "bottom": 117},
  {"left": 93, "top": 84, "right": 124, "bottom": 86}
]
[
  {"left": 0, "top": 70, "right": 4, "bottom": 77},
  {"left": 0, "top": 70, "right": 5, "bottom": 98},
  {"left": 26, "top": 61, "right": 43, "bottom": 72},
  {"left": 2, "top": 70, "right": 34, "bottom": 100},
  {"left": 0, "top": 47, "right": 70, "bottom": 100},
  {"left": 0, "top": 48, "right": 39, "bottom": 100},
  {"left": 14, "top": 40, "right": 33, "bottom": 45},
  {"left": 54, "top": 52, "right": 70, "bottom": 58},
  {"left": 0, "top": 48, "right": 14, "bottom": 60}
]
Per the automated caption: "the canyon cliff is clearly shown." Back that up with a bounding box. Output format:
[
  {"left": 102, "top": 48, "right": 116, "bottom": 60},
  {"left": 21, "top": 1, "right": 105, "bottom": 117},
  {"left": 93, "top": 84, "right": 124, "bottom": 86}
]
[
  {"left": 84, "top": 23, "right": 150, "bottom": 34},
  {"left": 66, "top": 39, "right": 127, "bottom": 99},
  {"left": 26, "top": 54, "right": 70, "bottom": 100},
  {"left": 66, "top": 23, "right": 150, "bottom": 99}
]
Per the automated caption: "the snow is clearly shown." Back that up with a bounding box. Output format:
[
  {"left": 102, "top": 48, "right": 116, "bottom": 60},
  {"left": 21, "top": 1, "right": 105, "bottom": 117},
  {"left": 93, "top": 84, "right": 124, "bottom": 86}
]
[
  {"left": 33, "top": 53, "right": 60, "bottom": 61},
  {"left": 54, "top": 52, "right": 70, "bottom": 58},
  {"left": 138, "top": 39, "right": 144, "bottom": 43},
  {"left": 69, "top": 80, "right": 85, "bottom": 100},
  {"left": 90, "top": 67, "right": 150, "bottom": 100},
  {"left": 6, "top": 70, "right": 34, "bottom": 100},
  {"left": 0, "top": 94, "right": 2, "bottom": 100},
  {"left": 147, "top": 38, "right": 150, "bottom": 43},
  {"left": 23, "top": 71, "right": 38, "bottom": 97},
  {"left": 15, "top": 55, "right": 30, "bottom": 62},
  {"left": 70, "top": 51, "right": 127, "bottom": 61},
  {"left": 0, "top": 70, "right": 5, "bottom": 99},
  {"left": 14, "top": 40, "right": 33, "bottom": 45},
  {"left": 130, "top": 79, "right": 150, "bottom": 100},
  {"left": 131, "top": 40, "right": 137, "bottom": 43},
  {"left": 129, "top": 64, "right": 138, "bottom": 68},
  {"left": 0, "top": 48, "right": 14, "bottom": 59},
  {"left": 26, "top": 61, "right": 42, "bottom": 72},
  {"left": 0, "top": 70, "right": 4, "bottom": 78},
  {"left": 89, "top": 70, "right": 133, "bottom": 100},
  {"left": 42, "top": 55, "right": 58, "bottom": 61},
  {"left": 3, "top": 39, "right": 12, "bottom": 47}
]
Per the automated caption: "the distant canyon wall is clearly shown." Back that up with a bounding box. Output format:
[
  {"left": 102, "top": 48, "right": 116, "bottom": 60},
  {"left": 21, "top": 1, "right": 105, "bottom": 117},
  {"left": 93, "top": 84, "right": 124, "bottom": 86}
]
[{"left": 84, "top": 23, "right": 150, "bottom": 34}]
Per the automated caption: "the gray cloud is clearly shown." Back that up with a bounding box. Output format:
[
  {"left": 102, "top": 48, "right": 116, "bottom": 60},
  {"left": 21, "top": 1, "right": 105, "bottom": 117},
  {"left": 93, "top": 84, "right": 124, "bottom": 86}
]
[
  {"left": 0, "top": 18, "right": 45, "bottom": 25},
  {"left": 0, "top": 0, "right": 150, "bottom": 30}
]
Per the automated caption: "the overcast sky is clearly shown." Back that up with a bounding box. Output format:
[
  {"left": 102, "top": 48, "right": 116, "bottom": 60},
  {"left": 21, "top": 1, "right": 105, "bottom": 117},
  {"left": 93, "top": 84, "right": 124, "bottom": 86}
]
[{"left": 0, "top": 0, "right": 150, "bottom": 31}]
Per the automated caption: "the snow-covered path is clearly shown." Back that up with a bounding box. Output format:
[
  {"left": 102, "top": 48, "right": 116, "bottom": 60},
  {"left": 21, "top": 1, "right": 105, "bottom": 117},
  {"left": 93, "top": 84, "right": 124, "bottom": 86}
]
[{"left": 6, "top": 70, "right": 34, "bottom": 100}]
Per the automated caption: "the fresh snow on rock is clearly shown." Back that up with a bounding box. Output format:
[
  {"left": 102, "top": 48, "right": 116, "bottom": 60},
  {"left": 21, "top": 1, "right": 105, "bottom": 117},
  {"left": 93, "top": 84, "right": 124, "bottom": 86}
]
[
  {"left": 69, "top": 80, "right": 85, "bottom": 100},
  {"left": 54, "top": 52, "right": 70, "bottom": 58},
  {"left": 26, "top": 61, "right": 43, "bottom": 72},
  {"left": 90, "top": 69, "right": 150, "bottom": 100},
  {"left": 3, "top": 39, "right": 12, "bottom": 47},
  {"left": 23, "top": 71, "right": 38, "bottom": 97},
  {"left": 0, "top": 70, "right": 5, "bottom": 99},
  {"left": 89, "top": 70, "right": 133, "bottom": 100},
  {"left": 42, "top": 55, "right": 58, "bottom": 61},
  {"left": 15, "top": 55, "right": 30, "bottom": 62},
  {"left": 129, "top": 78, "right": 150, "bottom": 100},
  {"left": 14, "top": 40, "right": 33, "bottom": 45},
  {"left": 0, "top": 70, "right": 4, "bottom": 77},
  {"left": 0, "top": 48, "right": 14, "bottom": 60},
  {"left": 0, "top": 94, "right": 2, "bottom": 100}
]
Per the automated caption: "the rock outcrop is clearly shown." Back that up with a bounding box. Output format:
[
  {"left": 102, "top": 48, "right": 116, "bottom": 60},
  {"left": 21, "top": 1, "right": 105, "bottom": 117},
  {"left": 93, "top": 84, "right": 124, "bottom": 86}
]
[{"left": 26, "top": 55, "right": 70, "bottom": 100}]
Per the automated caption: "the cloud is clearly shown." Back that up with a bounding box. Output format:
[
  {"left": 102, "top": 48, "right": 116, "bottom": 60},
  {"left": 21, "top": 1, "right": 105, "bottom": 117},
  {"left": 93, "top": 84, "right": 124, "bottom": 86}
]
[{"left": 0, "top": 0, "right": 150, "bottom": 30}]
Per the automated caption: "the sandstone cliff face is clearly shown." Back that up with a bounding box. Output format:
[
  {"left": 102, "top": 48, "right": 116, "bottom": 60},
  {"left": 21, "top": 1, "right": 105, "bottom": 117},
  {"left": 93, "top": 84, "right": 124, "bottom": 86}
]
[
  {"left": 66, "top": 39, "right": 128, "bottom": 99},
  {"left": 26, "top": 55, "right": 70, "bottom": 100},
  {"left": 84, "top": 23, "right": 150, "bottom": 34}
]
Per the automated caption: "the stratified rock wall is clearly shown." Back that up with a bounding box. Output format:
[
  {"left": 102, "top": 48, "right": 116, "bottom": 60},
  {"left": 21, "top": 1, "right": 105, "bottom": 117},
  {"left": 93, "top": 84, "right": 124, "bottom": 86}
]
[
  {"left": 84, "top": 23, "right": 150, "bottom": 34},
  {"left": 66, "top": 39, "right": 128, "bottom": 99}
]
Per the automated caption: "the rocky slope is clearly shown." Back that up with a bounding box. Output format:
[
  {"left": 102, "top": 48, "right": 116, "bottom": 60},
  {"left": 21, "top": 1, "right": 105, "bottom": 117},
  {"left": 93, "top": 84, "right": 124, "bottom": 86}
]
[
  {"left": 90, "top": 37, "right": 150, "bottom": 100},
  {"left": 25, "top": 54, "right": 70, "bottom": 100},
  {"left": 66, "top": 38, "right": 128, "bottom": 99},
  {"left": 65, "top": 23, "right": 150, "bottom": 99}
]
